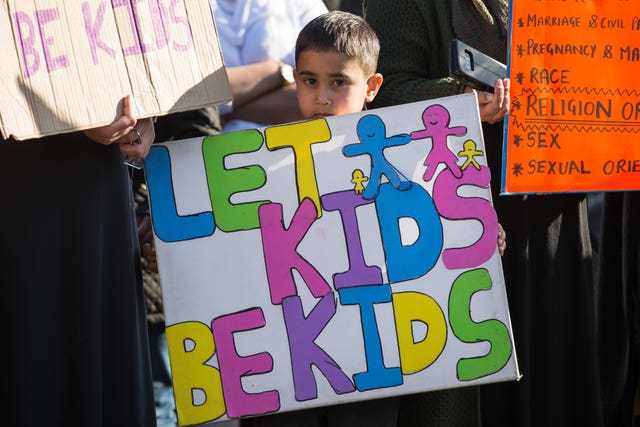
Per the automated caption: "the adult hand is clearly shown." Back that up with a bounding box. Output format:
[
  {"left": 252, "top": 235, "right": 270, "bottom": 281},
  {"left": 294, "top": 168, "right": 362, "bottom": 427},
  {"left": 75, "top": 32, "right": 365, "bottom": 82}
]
[
  {"left": 83, "top": 95, "right": 155, "bottom": 163},
  {"left": 117, "top": 116, "right": 154, "bottom": 164},
  {"left": 465, "top": 78, "right": 510, "bottom": 124},
  {"left": 83, "top": 95, "right": 137, "bottom": 144}
]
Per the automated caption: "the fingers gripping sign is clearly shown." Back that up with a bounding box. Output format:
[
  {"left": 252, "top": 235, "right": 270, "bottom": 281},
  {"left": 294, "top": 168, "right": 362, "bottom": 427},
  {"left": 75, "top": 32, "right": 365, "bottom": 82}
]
[{"left": 83, "top": 95, "right": 155, "bottom": 168}]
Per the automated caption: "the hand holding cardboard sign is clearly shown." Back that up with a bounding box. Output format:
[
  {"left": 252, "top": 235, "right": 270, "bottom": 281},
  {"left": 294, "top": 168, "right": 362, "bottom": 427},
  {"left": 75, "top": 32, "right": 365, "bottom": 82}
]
[
  {"left": 118, "top": 116, "right": 154, "bottom": 165},
  {"left": 83, "top": 95, "right": 154, "bottom": 166},
  {"left": 83, "top": 95, "right": 137, "bottom": 144},
  {"left": 0, "top": 1, "right": 231, "bottom": 141}
]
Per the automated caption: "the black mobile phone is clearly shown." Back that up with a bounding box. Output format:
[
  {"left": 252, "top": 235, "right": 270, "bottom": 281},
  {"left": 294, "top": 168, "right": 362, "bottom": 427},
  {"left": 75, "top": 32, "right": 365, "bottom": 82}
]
[{"left": 449, "top": 39, "right": 506, "bottom": 92}]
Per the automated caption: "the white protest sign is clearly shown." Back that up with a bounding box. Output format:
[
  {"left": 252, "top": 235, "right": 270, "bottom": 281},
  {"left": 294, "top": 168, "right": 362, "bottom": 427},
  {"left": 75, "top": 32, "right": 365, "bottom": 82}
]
[
  {"left": 144, "top": 93, "right": 520, "bottom": 426},
  {"left": 0, "top": 0, "right": 231, "bottom": 140}
]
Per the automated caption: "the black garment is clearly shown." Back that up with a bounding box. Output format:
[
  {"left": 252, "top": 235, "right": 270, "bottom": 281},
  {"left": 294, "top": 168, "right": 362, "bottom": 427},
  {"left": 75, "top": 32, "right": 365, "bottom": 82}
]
[
  {"left": 0, "top": 134, "right": 156, "bottom": 427},
  {"left": 322, "top": 0, "right": 362, "bottom": 15},
  {"left": 242, "top": 396, "right": 401, "bottom": 427},
  {"left": 479, "top": 123, "right": 602, "bottom": 427},
  {"left": 596, "top": 192, "right": 640, "bottom": 427},
  {"left": 154, "top": 107, "right": 222, "bottom": 142},
  {"left": 338, "top": 0, "right": 363, "bottom": 15}
]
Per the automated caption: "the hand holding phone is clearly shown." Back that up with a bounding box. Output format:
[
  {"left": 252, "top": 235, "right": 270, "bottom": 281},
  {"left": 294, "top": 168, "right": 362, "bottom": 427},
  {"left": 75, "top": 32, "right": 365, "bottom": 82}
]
[{"left": 449, "top": 39, "right": 507, "bottom": 92}]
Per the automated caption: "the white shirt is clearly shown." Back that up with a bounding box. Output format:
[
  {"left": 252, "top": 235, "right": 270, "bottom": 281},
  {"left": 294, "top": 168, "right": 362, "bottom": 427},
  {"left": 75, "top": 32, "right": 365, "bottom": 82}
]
[{"left": 211, "top": 0, "right": 328, "bottom": 131}]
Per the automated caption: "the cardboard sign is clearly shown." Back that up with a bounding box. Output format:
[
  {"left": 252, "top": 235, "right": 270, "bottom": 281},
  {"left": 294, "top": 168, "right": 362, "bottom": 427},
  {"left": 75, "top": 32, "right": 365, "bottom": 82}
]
[
  {"left": 503, "top": 0, "right": 640, "bottom": 193},
  {"left": 145, "top": 94, "right": 520, "bottom": 426},
  {"left": 0, "top": 0, "right": 231, "bottom": 140}
]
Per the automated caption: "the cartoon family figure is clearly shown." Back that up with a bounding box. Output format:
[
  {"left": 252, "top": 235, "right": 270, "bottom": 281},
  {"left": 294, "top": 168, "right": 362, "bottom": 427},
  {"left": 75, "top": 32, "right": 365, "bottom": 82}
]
[
  {"left": 344, "top": 104, "right": 482, "bottom": 196},
  {"left": 343, "top": 114, "right": 412, "bottom": 199}
]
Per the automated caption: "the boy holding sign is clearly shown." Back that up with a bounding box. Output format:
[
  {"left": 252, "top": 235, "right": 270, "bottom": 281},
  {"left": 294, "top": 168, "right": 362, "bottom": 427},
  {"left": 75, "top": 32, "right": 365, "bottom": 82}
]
[
  {"left": 244, "top": 10, "right": 506, "bottom": 427},
  {"left": 294, "top": 10, "right": 503, "bottom": 257}
]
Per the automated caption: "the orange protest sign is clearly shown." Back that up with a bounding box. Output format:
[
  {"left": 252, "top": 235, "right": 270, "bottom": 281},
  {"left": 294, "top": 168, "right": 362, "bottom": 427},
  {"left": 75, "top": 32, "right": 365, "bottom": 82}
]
[{"left": 503, "top": 0, "right": 640, "bottom": 194}]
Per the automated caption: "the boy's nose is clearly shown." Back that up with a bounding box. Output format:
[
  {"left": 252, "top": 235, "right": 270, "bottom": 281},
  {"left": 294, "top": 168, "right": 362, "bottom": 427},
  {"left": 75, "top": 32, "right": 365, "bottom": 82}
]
[{"left": 316, "top": 87, "right": 331, "bottom": 105}]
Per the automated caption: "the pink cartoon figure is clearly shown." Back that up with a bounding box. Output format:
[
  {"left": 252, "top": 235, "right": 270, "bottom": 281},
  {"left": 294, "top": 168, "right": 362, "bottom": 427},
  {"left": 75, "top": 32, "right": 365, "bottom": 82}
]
[{"left": 410, "top": 104, "right": 467, "bottom": 181}]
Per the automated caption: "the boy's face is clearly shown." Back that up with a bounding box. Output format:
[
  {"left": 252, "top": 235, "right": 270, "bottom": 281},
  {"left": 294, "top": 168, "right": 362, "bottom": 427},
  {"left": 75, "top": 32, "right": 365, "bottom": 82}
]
[{"left": 294, "top": 50, "right": 382, "bottom": 119}]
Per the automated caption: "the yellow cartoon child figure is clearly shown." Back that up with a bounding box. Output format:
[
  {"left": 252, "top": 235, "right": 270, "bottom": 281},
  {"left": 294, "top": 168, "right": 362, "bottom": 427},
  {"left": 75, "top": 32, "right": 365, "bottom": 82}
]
[
  {"left": 458, "top": 139, "right": 484, "bottom": 171},
  {"left": 351, "top": 169, "right": 369, "bottom": 194}
]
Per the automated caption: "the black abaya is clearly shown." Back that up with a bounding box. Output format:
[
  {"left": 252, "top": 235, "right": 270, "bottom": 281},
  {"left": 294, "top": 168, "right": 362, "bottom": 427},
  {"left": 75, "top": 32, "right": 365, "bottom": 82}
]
[
  {"left": 596, "top": 192, "right": 640, "bottom": 427},
  {"left": 0, "top": 133, "right": 156, "bottom": 426}
]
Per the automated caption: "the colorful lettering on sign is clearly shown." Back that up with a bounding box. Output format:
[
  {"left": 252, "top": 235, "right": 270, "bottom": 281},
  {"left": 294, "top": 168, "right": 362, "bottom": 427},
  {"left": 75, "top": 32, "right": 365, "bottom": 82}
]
[{"left": 149, "top": 103, "right": 512, "bottom": 423}]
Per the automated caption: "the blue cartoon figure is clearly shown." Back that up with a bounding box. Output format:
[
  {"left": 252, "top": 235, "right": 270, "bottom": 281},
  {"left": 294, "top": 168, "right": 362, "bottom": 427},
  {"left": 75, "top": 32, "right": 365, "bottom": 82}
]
[
  {"left": 343, "top": 115, "right": 411, "bottom": 199},
  {"left": 410, "top": 104, "right": 467, "bottom": 181}
]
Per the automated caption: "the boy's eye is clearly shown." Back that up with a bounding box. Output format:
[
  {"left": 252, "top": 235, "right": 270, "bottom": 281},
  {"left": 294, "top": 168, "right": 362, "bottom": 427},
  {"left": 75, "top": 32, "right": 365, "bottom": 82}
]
[
  {"left": 303, "top": 78, "right": 317, "bottom": 85},
  {"left": 333, "top": 79, "right": 347, "bottom": 87}
]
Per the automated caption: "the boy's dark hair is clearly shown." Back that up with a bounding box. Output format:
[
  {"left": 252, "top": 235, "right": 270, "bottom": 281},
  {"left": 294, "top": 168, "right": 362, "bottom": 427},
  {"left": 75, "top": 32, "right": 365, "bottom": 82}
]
[{"left": 295, "top": 11, "right": 379, "bottom": 75}]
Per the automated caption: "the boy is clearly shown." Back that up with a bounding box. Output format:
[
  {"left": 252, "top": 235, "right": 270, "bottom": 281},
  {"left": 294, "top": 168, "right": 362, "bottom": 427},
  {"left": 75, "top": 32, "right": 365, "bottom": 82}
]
[
  {"left": 246, "top": 12, "right": 403, "bottom": 427},
  {"left": 244, "top": 10, "right": 506, "bottom": 427},
  {"left": 293, "top": 10, "right": 505, "bottom": 253},
  {"left": 294, "top": 11, "right": 383, "bottom": 120}
]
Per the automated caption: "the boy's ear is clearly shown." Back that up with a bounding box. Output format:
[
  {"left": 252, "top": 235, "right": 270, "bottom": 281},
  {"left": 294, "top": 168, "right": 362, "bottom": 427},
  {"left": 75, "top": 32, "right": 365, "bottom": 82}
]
[{"left": 365, "top": 73, "right": 383, "bottom": 103}]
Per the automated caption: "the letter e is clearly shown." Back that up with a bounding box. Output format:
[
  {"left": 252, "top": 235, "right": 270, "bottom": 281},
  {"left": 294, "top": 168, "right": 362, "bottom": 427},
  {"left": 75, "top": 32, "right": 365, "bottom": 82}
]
[
  {"left": 203, "top": 130, "right": 268, "bottom": 232},
  {"left": 212, "top": 308, "right": 280, "bottom": 418}
]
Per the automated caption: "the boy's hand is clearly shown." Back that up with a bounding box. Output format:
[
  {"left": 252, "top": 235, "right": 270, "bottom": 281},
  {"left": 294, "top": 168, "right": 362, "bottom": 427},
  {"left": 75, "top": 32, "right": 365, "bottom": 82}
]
[{"left": 498, "top": 223, "right": 507, "bottom": 256}]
